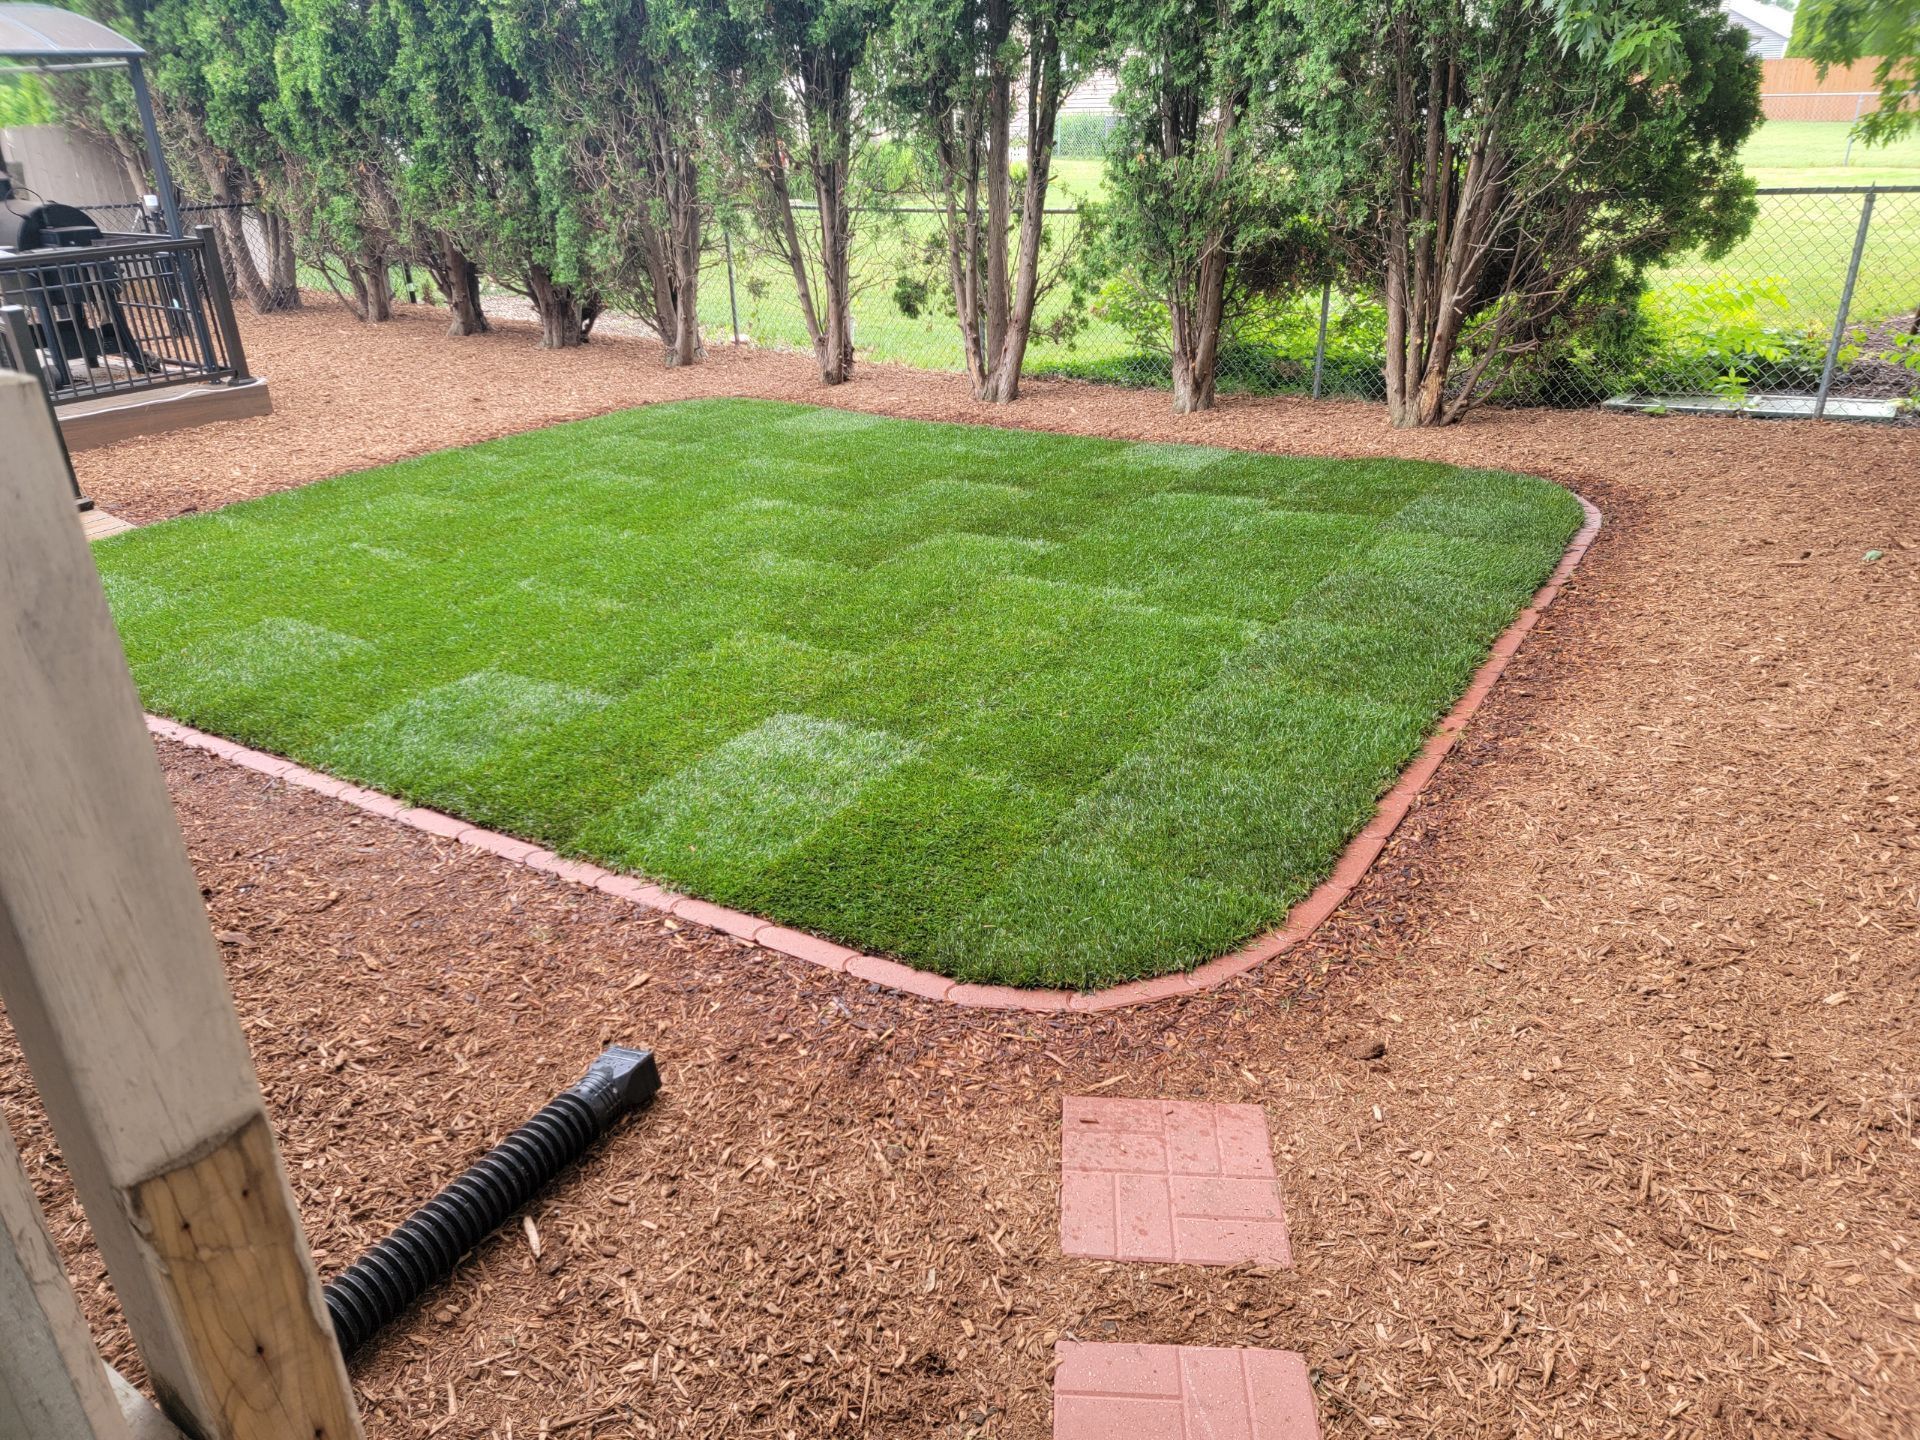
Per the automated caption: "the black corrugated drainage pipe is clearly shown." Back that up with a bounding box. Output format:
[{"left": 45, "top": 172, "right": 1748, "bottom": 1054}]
[{"left": 323, "top": 1046, "right": 660, "bottom": 1355}]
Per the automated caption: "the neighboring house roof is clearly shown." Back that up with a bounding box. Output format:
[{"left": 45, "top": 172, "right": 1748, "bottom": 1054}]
[{"left": 1721, "top": 0, "right": 1795, "bottom": 59}]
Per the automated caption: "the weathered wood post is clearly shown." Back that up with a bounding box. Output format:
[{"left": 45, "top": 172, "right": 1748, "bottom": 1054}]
[
  {"left": 0, "top": 371, "right": 365, "bottom": 1440},
  {"left": 0, "top": 1120, "right": 134, "bottom": 1440}
]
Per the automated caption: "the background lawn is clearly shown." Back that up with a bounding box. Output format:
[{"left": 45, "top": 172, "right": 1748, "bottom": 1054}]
[{"left": 96, "top": 400, "right": 1584, "bottom": 988}]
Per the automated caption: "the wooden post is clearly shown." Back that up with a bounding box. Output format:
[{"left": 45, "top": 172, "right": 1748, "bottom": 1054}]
[
  {"left": 0, "top": 372, "right": 364, "bottom": 1440},
  {"left": 0, "top": 1120, "right": 132, "bottom": 1440}
]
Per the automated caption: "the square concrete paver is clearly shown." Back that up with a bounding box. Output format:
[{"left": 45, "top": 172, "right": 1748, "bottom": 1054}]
[
  {"left": 1060, "top": 1096, "right": 1291, "bottom": 1265},
  {"left": 1053, "top": 1341, "right": 1320, "bottom": 1439}
]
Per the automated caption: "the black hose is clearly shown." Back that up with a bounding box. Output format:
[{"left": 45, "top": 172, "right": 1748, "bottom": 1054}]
[{"left": 323, "top": 1046, "right": 659, "bottom": 1356}]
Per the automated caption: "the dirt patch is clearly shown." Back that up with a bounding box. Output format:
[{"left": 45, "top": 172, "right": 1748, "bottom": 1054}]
[{"left": 10, "top": 301, "right": 1918, "bottom": 1437}]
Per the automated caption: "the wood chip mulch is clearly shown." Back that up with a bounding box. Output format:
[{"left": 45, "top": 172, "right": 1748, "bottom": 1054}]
[{"left": 4, "top": 301, "right": 1917, "bottom": 1438}]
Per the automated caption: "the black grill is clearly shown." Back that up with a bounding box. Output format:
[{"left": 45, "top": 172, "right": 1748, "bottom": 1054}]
[{"left": 0, "top": 199, "right": 104, "bottom": 252}]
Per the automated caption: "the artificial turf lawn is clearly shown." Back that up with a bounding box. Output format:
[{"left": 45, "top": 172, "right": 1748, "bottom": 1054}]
[{"left": 95, "top": 399, "right": 1585, "bottom": 988}]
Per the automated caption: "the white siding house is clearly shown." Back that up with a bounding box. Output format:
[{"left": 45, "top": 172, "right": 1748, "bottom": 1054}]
[{"left": 1721, "top": 0, "right": 1795, "bottom": 59}]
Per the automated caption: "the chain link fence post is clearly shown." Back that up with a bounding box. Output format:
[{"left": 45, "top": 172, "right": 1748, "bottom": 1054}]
[
  {"left": 1814, "top": 186, "right": 1876, "bottom": 421},
  {"left": 1311, "top": 280, "right": 1331, "bottom": 400},
  {"left": 723, "top": 228, "right": 742, "bottom": 344}
]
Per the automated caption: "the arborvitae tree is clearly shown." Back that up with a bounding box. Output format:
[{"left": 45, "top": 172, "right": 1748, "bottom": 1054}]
[
  {"left": 381, "top": 0, "right": 499, "bottom": 335},
  {"left": 383, "top": 0, "right": 596, "bottom": 346},
  {"left": 492, "top": 0, "right": 712, "bottom": 364},
  {"left": 1286, "top": 0, "right": 1761, "bottom": 425},
  {"left": 275, "top": 0, "right": 405, "bottom": 320},
  {"left": 163, "top": 0, "right": 301, "bottom": 308},
  {"left": 877, "top": 0, "right": 1108, "bottom": 402},
  {"left": 710, "top": 0, "right": 892, "bottom": 385},
  {"left": 45, "top": 0, "right": 301, "bottom": 311},
  {"left": 1103, "top": 0, "right": 1282, "bottom": 413}
]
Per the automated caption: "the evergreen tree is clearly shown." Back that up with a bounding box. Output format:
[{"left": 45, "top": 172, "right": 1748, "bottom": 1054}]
[
  {"left": 1285, "top": 0, "right": 1761, "bottom": 425},
  {"left": 708, "top": 0, "right": 893, "bottom": 385}
]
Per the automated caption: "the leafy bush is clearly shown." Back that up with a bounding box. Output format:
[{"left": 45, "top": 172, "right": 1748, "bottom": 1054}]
[
  {"left": 1515, "top": 278, "right": 1830, "bottom": 404},
  {"left": 0, "top": 75, "right": 53, "bottom": 128}
]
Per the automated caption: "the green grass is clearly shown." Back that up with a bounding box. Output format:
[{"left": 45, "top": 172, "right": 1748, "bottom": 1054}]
[
  {"left": 97, "top": 400, "right": 1584, "bottom": 989},
  {"left": 1740, "top": 119, "right": 1920, "bottom": 188}
]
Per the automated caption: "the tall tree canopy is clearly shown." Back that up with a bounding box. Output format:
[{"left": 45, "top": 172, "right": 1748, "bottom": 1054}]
[
  {"left": 1102, "top": 0, "right": 1297, "bottom": 412},
  {"left": 492, "top": 0, "right": 714, "bottom": 363},
  {"left": 1285, "top": 0, "right": 1762, "bottom": 425},
  {"left": 41, "top": 0, "right": 301, "bottom": 309},
  {"left": 275, "top": 0, "right": 405, "bottom": 319}
]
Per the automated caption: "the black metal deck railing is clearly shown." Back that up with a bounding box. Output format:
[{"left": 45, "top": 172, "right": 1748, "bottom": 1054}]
[{"left": 0, "top": 225, "right": 250, "bottom": 406}]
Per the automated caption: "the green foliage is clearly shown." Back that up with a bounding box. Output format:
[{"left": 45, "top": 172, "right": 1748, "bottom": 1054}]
[
  {"left": 1037, "top": 284, "right": 1386, "bottom": 397},
  {"left": 892, "top": 270, "right": 932, "bottom": 318},
  {"left": 1791, "top": 0, "right": 1919, "bottom": 144},
  {"left": 1097, "top": 0, "right": 1324, "bottom": 406},
  {"left": 870, "top": 0, "right": 1110, "bottom": 395},
  {"left": 1506, "top": 276, "right": 1831, "bottom": 404},
  {"left": 97, "top": 398, "right": 1582, "bottom": 986},
  {"left": 0, "top": 73, "right": 55, "bottom": 127},
  {"left": 1889, "top": 330, "right": 1920, "bottom": 375},
  {"left": 1278, "top": 0, "right": 1763, "bottom": 421},
  {"left": 487, "top": 0, "right": 717, "bottom": 332}
]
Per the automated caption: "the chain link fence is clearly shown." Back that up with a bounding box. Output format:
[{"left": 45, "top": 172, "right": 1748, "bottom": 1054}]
[
  {"left": 73, "top": 198, "right": 282, "bottom": 277},
  {"left": 709, "top": 186, "right": 1919, "bottom": 416},
  {"left": 81, "top": 187, "right": 1916, "bottom": 418}
]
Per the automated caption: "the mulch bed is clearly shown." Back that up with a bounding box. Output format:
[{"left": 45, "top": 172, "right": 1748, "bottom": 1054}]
[{"left": 4, "top": 300, "right": 1916, "bottom": 1437}]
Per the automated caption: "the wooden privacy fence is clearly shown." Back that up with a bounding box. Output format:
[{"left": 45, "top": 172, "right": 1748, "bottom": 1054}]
[
  {"left": 1760, "top": 57, "right": 1898, "bottom": 122},
  {"left": 0, "top": 369, "right": 364, "bottom": 1440}
]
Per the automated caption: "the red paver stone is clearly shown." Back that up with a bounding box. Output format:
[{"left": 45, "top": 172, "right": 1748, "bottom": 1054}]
[
  {"left": 1060, "top": 1096, "right": 1291, "bottom": 1265},
  {"left": 1052, "top": 1342, "right": 1320, "bottom": 1440}
]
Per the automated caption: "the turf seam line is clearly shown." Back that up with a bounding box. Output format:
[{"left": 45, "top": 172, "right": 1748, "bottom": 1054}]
[{"left": 139, "top": 493, "right": 1599, "bottom": 1014}]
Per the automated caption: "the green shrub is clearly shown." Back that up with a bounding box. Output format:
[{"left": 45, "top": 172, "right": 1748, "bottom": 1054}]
[{"left": 1503, "top": 277, "right": 1831, "bottom": 406}]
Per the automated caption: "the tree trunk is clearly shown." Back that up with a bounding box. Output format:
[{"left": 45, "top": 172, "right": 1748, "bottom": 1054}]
[
  {"left": 206, "top": 205, "right": 273, "bottom": 313},
  {"left": 439, "top": 236, "right": 490, "bottom": 337},
  {"left": 981, "top": 0, "right": 1013, "bottom": 386},
  {"left": 984, "top": 35, "right": 1066, "bottom": 405},
  {"left": 813, "top": 130, "right": 855, "bottom": 386},
  {"left": 527, "top": 264, "right": 588, "bottom": 348},
  {"left": 345, "top": 256, "right": 393, "bottom": 323},
  {"left": 264, "top": 214, "right": 300, "bottom": 308},
  {"left": 190, "top": 148, "right": 299, "bottom": 313},
  {"left": 1169, "top": 239, "right": 1229, "bottom": 414},
  {"left": 663, "top": 170, "right": 704, "bottom": 366},
  {"left": 808, "top": 65, "right": 858, "bottom": 387}
]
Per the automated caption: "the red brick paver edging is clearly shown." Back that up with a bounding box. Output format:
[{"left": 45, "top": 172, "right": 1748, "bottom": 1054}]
[
  {"left": 145, "top": 494, "right": 1600, "bottom": 1013},
  {"left": 1052, "top": 1341, "right": 1321, "bottom": 1439}
]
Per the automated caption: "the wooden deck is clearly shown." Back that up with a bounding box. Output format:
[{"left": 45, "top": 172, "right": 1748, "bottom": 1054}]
[
  {"left": 60, "top": 376, "right": 271, "bottom": 452},
  {"left": 80, "top": 508, "right": 137, "bottom": 540}
]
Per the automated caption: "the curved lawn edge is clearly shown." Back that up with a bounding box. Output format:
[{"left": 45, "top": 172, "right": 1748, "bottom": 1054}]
[{"left": 145, "top": 492, "right": 1600, "bottom": 1014}]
